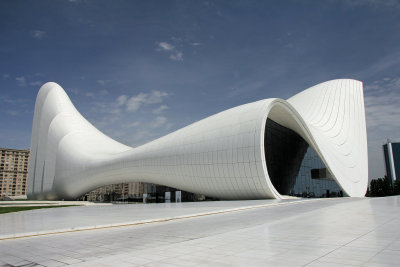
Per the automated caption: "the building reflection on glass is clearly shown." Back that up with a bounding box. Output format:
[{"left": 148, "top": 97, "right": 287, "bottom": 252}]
[
  {"left": 265, "top": 119, "right": 344, "bottom": 198},
  {"left": 291, "top": 146, "right": 344, "bottom": 198}
]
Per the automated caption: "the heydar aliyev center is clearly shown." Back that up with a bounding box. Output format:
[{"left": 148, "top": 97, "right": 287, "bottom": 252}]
[{"left": 27, "top": 79, "right": 368, "bottom": 200}]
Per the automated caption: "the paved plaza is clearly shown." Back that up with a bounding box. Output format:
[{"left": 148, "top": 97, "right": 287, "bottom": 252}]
[{"left": 1, "top": 197, "right": 400, "bottom": 266}]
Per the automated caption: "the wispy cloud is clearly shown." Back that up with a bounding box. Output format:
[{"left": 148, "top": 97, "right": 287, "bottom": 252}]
[
  {"left": 67, "top": 88, "right": 80, "bottom": 95},
  {"left": 117, "top": 95, "right": 128, "bottom": 106},
  {"left": 156, "top": 41, "right": 183, "bottom": 61},
  {"left": 6, "top": 110, "right": 18, "bottom": 116},
  {"left": 90, "top": 101, "right": 121, "bottom": 116},
  {"left": 146, "top": 91, "right": 168, "bottom": 104},
  {"left": 29, "top": 81, "right": 42, "bottom": 86},
  {"left": 99, "top": 89, "right": 108, "bottom": 95},
  {"left": 153, "top": 105, "right": 168, "bottom": 114},
  {"left": 351, "top": 51, "right": 400, "bottom": 175},
  {"left": 2, "top": 74, "right": 9, "bottom": 79},
  {"left": 97, "top": 80, "right": 105, "bottom": 86},
  {"left": 228, "top": 80, "right": 266, "bottom": 98},
  {"left": 117, "top": 91, "right": 169, "bottom": 112},
  {"left": 157, "top": 42, "right": 174, "bottom": 51},
  {"left": 150, "top": 116, "right": 167, "bottom": 128},
  {"left": 0, "top": 96, "right": 29, "bottom": 105},
  {"left": 353, "top": 51, "right": 400, "bottom": 80},
  {"left": 169, "top": 52, "right": 183, "bottom": 61},
  {"left": 363, "top": 77, "right": 400, "bottom": 178},
  {"left": 127, "top": 121, "right": 140, "bottom": 128},
  {"left": 364, "top": 77, "right": 400, "bottom": 132},
  {"left": 30, "top": 30, "right": 46, "bottom": 39},
  {"left": 15, "top": 76, "right": 26, "bottom": 87},
  {"left": 85, "top": 88, "right": 172, "bottom": 147},
  {"left": 126, "top": 93, "right": 148, "bottom": 112},
  {"left": 70, "top": 88, "right": 108, "bottom": 98}
]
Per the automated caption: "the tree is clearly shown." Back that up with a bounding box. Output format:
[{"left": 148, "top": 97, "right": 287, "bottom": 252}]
[
  {"left": 367, "top": 176, "right": 395, "bottom": 197},
  {"left": 365, "top": 186, "right": 371, "bottom": 197},
  {"left": 394, "top": 180, "right": 400, "bottom": 195}
]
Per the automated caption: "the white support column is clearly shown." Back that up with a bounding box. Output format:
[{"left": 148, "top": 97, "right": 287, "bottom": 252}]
[{"left": 388, "top": 142, "right": 397, "bottom": 181}]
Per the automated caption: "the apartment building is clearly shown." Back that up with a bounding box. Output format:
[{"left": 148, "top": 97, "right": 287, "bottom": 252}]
[{"left": 0, "top": 148, "right": 29, "bottom": 198}]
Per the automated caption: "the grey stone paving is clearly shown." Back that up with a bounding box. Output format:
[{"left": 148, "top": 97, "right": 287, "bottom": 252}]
[
  {"left": 1, "top": 196, "right": 400, "bottom": 266},
  {"left": 0, "top": 198, "right": 300, "bottom": 238},
  {"left": 0, "top": 201, "right": 107, "bottom": 208}
]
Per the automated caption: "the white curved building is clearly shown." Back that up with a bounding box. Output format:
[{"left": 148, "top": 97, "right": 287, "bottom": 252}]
[{"left": 27, "top": 79, "right": 368, "bottom": 200}]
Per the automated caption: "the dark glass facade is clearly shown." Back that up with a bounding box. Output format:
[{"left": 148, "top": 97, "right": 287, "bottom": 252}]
[
  {"left": 393, "top": 143, "right": 400, "bottom": 180},
  {"left": 383, "top": 142, "right": 400, "bottom": 183},
  {"left": 383, "top": 144, "right": 392, "bottom": 181},
  {"left": 265, "top": 119, "right": 344, "bottom": 197},
  {"left": 291, "top": 146, "right": 343, "bottom": 197}
]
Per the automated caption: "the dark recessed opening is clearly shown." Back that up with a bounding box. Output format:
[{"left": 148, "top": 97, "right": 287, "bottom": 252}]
[
  {"left": 264, "top": 118, "right": 345, "bottom": 198},
  {"left": 264, "top": 118, "right": 309, "bottom": 195}
]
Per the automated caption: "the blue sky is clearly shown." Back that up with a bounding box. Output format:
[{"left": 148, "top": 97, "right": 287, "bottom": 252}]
[{"left": 1, "top": 0, "right": 399, "bottom": 180}]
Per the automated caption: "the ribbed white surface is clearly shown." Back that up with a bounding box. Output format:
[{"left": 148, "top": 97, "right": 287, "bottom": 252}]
[
  {"left": 27, "top": 79, "right": 368, "bottom": 200},
  {"left": 287, "top": 80, "right": 368, "bottom": 197}
]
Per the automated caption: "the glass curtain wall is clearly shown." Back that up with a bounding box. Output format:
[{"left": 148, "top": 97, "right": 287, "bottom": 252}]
[{"left": 265, "top": 118, "right": 344, "bottom": 198}]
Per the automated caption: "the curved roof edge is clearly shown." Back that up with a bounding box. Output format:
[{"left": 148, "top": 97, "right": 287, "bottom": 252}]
[{"left": 27, "top": 79, "right": 368, "bottom": 200}]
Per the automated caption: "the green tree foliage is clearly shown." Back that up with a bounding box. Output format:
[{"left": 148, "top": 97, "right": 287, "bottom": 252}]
[{"left": 366, "top": 176, "right": 400, "bottom": 197}]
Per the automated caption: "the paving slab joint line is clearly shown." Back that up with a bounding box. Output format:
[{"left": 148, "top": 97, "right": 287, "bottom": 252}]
[
  {"left": 0, "top": 197, "right": 344, "bottom": 241},
  {"left": 302, "top": 212, "right": 398, "bottom": 267}
]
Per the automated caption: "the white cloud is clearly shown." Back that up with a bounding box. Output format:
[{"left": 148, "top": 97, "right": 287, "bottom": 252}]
[
  {"left": 157, "top": 42, "right": 174, "bottom": 51},
  {"left": 6, "top": 110, "right": 18, "bottom": 116},
  {"left": 2, "top": 74, "right": 9, "bottom": 79},
  {"left": 86, "top": 92, "right": 95, "bottom": 98},
  {"left": 363, "top": 77, "right": 400, "bottom": 179},
  {"left": 67, "top": 88, "right": 80, "bottom": 95},
  {"left": 150, "top": 116, "right": 167, "bottom": 128},
  {"left": 0, "top": 96, "right": 28, "bottom": 104},
  {"left": 97, "top": 80, "right": 105, "bottom": 86},
  {"left": 90, "top": 101, "right": 122, "bottom": 117},
  {"left": 87, "top": 90, "right": 171, "bottom": 148},
  {"left": 153, "top": 105, "right": 168, "bottom": 114},
  {"left": 127, "top": 121, "right": 140, "bottom": 128},
  {"left": 16, "top": 76, "right": 26, "bottom": 87},
  {"left": 364, "top": 78, "right": 400, "bottom": 131},
  {"left": 146, "top": 91, "right": 169, "bottom": 104},
  {"left": 170, "top": 52, "right": 183, "bottom": 61},
  {"left": 117, "top": 91, "right": 169, "bottom": 112},
  {"left": 126, "top": 93, "right": 148, "bottom": 112},
  {"left": 228, "top": 80, "right": 265, "bottom": 98},
  {"left": 99, "top": 89, "right": 108, "bottom": 95},
  {"left": 352, "top": 51, "right": 400, "bottom": 80},
  {"left": 31, "top": 30, "right": 46, "bottom": 39},
  {"left": 109, "top": 108, "right": 121, "bottom": 114},
  {"left": 117, "top": 95, "right": 128, "bottom": 106},
  {"left": 29, "top": 81, "right": 42, "bottom": 86},
  {"left": 156, "top": 41, "right": 183, "bottom": 61}
]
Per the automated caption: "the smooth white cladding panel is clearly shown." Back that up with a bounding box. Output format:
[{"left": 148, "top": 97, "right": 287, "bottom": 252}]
[{"left": 27, "top": 79, "right": 368, "bottom": 200}]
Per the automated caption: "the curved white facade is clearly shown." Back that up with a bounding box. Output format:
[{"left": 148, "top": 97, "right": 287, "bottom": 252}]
[{"left": 27, "top": 79, "right": 368, "bottom": 200}]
